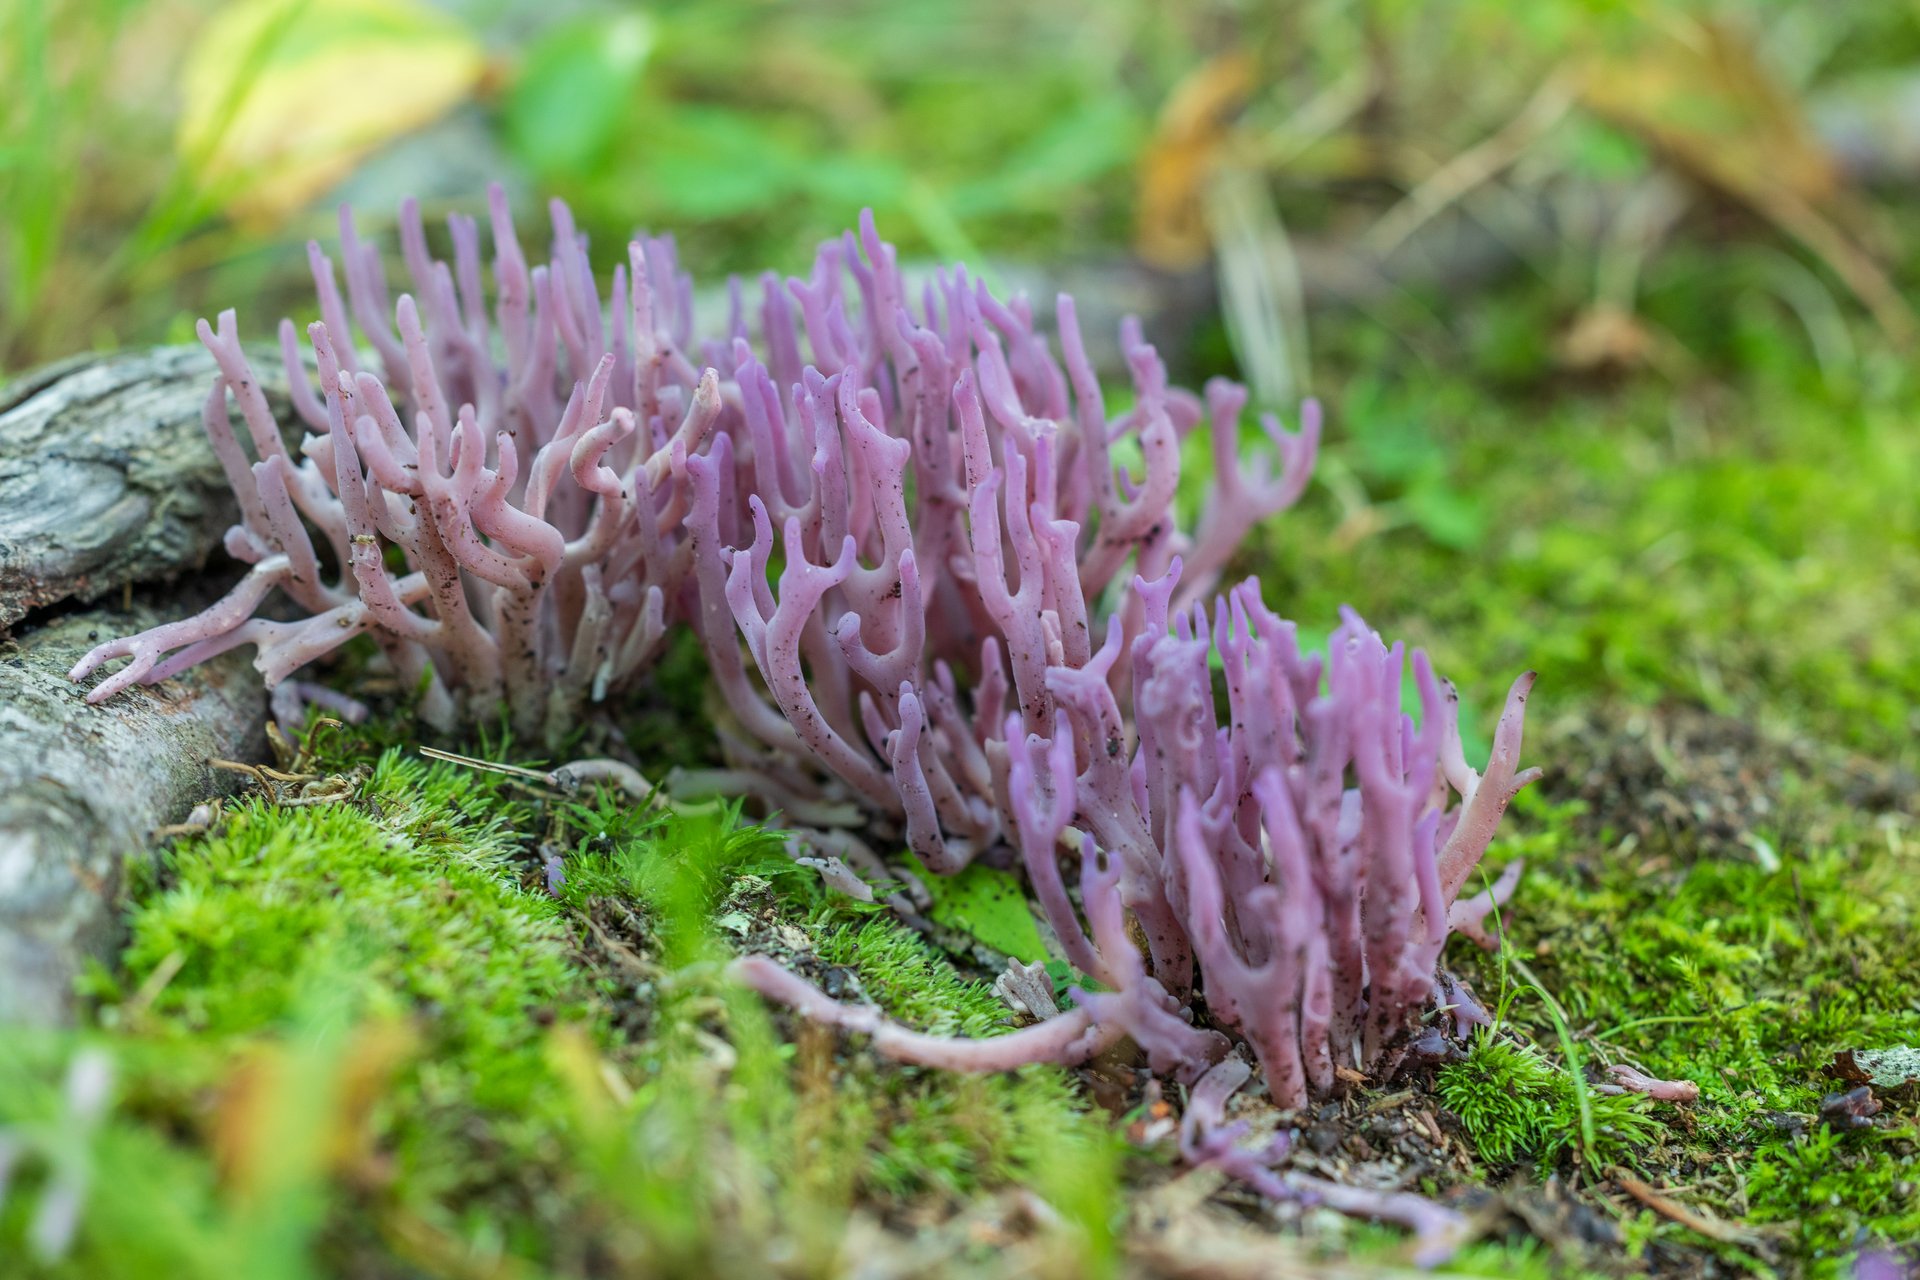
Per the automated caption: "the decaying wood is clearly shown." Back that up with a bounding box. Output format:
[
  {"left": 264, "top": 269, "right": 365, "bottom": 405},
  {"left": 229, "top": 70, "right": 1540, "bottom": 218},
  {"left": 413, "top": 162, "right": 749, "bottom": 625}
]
[
  {"left": 0, "top": 343, "right": 295, "bottom": 632},
  {"left": 0, "top": 604, "right": 266, "bottom": 1025}
]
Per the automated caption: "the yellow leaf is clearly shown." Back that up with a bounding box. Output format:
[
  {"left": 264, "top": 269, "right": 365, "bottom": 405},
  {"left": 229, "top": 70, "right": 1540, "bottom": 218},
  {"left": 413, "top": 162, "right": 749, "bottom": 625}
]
[
  {"left": 1136, "top": 53, "right": 1255, "bottom": 271},
  {"left": 179, "top": 0, "right": 484, "bottom": 223}
]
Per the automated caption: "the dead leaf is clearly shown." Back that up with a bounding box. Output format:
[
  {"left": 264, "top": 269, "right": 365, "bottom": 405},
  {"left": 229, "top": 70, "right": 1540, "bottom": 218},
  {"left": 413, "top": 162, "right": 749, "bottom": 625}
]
[
  {"left": 179, "top": 0, "right": 484, "bottom": 223},
  {"left": 1557, "top": 302, "right": 1656, "bottom": 372},
  {"left": 213, "top": 1018, "right": 416, "bottom": 1195},
  {"left": 1578, "top": 19, "right": 1838, "bottom": 210},
  {"left": 1577, "top": 16, "right": 1913, "bottom": 344},
  {"left": 1137, "top": 53, "right": 1255, "bottom": 271},
  {"left": 1831, "top": 1047, "right": 1920, "bottom": 1089}
]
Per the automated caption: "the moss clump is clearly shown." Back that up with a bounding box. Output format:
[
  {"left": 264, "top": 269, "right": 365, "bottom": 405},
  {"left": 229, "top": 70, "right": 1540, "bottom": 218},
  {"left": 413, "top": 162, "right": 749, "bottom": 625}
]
[
  {"left": 1439, "top": 1033, "right": 1661, "bottom": 1170},
  {"left": 549, "top": 792, "right": 1122, "bottom": 1255},
  {"left": 1, "top": 748, "right": 596, "bottom": 1277},
  {"left": 1439, "top": 781, "right": 1920, "bottom": 1273},
  {"left": 1745, "top": 1123, "right": 1920, "bottom": 1275},
  {"left": 108, "top": 752, "right": 592, "bottom": 1263},
  {"left": 120, "top": 750, "right": 589, "bottom": 1127},
  {"left": 1, "top": 737, "right": 1117, "bottom": 1277},
  {"left": 1266, "top": 304, "right": 1920, "bottom": 769},
  {"left": 809, "top": 916, "right": 1120, "bottom": 1213}
]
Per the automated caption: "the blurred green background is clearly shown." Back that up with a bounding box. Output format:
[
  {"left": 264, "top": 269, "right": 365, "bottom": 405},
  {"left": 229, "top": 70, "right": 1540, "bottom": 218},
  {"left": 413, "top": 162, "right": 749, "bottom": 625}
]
[{"left": 12, "top": 0, "right": 1920, "bottom": 375}]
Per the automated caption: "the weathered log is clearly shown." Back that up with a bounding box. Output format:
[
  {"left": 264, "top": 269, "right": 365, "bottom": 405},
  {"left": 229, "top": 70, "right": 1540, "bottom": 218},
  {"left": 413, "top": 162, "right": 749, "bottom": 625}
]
[
  {"left": 0, "top": 344, "right": 295, "bottom": 632},
  {"left": 0, "top": 604, "right": 266, "bottom": 1025}
]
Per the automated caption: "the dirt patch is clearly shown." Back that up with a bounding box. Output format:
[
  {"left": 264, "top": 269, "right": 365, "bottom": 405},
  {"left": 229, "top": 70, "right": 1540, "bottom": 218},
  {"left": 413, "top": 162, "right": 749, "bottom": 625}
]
[{"left": 1539, "top": 703, "right": 1916, "bottom": 863}]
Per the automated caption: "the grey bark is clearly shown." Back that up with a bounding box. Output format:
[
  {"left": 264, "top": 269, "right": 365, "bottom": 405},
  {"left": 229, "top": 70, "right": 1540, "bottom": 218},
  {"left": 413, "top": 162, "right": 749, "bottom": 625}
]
[
  {"left": 0, "top": 344, "right": 290, "bottom": 1026},
  {"left": 0, "top": 343, "right": 296, "bottom": 632},
  {"left": 0, "top": 605, "right": 267, "bottom": 1025}
]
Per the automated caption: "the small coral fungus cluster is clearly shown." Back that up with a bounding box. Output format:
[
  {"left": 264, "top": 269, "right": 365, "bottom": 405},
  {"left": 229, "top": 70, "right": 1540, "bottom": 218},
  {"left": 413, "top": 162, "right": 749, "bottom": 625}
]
[
  {"left": 71, "top": 190, "right": 1539, "bottom": 1259},
  {"left": 728, "top": 589, "right": 1538, "bottom": 1259},
  {"left": 70, "top": 192, "right": 715, "bottom": 745},
  {"left": 735, "top": 600, "right": 1539, "bottom": 1099}
]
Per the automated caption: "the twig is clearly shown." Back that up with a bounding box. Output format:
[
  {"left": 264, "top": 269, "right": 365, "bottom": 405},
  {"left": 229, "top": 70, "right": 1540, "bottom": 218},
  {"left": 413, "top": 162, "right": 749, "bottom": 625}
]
[
  {"left": 1611, "top": 1167, "right": 1758, "bottom": 1246},
  {"left": 124, "top": 949, "right": 187, "bottom": 1019},
  {"left": 1366, "top": 72, "right": 1578, "bottom": 258},
  {"left": 415, "top": 746, "right": 556, "bottom": 784}
]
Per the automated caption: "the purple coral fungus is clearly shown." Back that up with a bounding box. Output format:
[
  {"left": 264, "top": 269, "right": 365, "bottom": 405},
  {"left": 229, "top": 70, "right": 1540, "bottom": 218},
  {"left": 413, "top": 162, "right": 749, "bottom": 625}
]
[
  {"left": 727, "top": 587, "right": 1541, "bottom": 1105},
  {"left": 69, "top": 190, "right": 1543, "bottom": 1263},
  {"left": 70, "top": 191, "right": 717, "bottom": 745},
  {"left": 678, "top": 216, "right": 1320, "bottom": 871}
]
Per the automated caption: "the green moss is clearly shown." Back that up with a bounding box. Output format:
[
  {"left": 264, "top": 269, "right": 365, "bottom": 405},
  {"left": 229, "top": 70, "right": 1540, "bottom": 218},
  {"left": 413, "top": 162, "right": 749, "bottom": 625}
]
[
  {"left": 811, "top": 916, "right": 1119, "bottom": 1208},
  {"left": 124, "top": 754, "right": 583, "bottom": 1060},
  {"left": 1747, "top": 1124, "right": 1920, "bottom": 1278},
  {"left": 2, "top": 736, "right": 1118, "bottom": 1277},
  {"left": 813, "top": 915, "right": 1027, "bottom": 1038},
  {"left": 551, "top": 804, "right": 1121, "bottom": 1258},
  {"left": 1, "top": 750, "right": 595, "bottom": 1276},
  {"left": 1253, "top": 299, "right": 1920, "bottom": 769},
  {"left": 1439, "top": 1034, "right": 1662, "bottom": 1171},
  {"left": 104, "top": 754, "right": 590, "bottom": 1250},
  {"left": 1441, "top": 787, "right": 1920, "bottom": 1270}
]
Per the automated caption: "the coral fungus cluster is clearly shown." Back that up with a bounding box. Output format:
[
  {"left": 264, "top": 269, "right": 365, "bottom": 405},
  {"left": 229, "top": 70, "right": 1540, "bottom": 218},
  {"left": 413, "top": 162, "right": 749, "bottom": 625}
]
[
  {"left": 681, "top": 216, "right": 1321, "bottom": 865},
  {"left": 71, "top": 190, "right": 1540, "bottom": 1259},
  {"left": 70, "top": 192, "right": 716, "bottom": 746},
  {"left": 726, "top": 588, "right": 1535, "bottom": 1257},
  {"left": 729, "top": 594, "right": 1540, "bottom": 1101}
]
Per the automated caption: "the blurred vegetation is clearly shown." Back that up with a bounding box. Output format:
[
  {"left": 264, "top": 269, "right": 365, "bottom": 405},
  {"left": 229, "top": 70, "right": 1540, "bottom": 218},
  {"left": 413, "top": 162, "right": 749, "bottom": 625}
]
[{"left": 10, "top": 0, "right": 1920, "bottom": 370}]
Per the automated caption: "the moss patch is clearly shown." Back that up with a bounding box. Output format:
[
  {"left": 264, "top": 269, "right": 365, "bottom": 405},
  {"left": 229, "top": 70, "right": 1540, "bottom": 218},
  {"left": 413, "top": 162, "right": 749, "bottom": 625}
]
[
  {"left": 0, "top": 739, "right": 1114, "bottom": 1277},
  {"left": 1436, "top": 761, "right": 1920, "bottom": 1274},
  {"left": 1258, "top": 302, "right": 1920, "bottom": 770}
]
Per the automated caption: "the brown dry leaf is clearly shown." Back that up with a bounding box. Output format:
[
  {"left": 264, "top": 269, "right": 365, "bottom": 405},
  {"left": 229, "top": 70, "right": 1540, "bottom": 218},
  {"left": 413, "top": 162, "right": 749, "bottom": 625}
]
[
  {"left": 179, "top": 0, "right": 485, "bottom": 224},
  {"left": 327, "top": 1019, "right": 418, "bottom": 1180},
  {"left": 1557, "top": 304, "right": 1652, "bottom": 370},
  {"left": 211, "top": 1047, "right": 286, "bottom": 1191},
  {"left": 1137, "top": 53, "right": 1255, "bottom": 271},
  {"left": 1555, "top": 302, "right": 1695, "bottom": 380},
  {"left": 1577, "top": 16, "right": 1913, "bottom": 344},
  {"left": 1579, "top": 19, "right": 1837, "bottom": 210}
]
